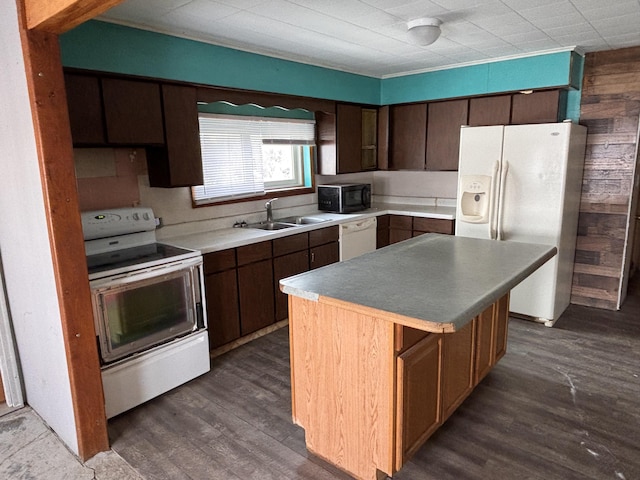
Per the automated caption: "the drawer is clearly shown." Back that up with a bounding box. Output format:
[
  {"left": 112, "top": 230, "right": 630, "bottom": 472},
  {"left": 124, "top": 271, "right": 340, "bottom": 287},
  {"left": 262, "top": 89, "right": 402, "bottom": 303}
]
[
  {"left": 377, "top": 214, "right": 390, "bottom": 229},
  {"left": 237, "top": 240, "right": 272, "bottom": 266},
  {"left": 309, "top": 225, "right": 339, "bottom": 247},
  {"left": 389, "top": 215, "right": 413, "bottom": 230},
  {"left": 413, "top": 217, "right": 454, "bottom": 235},
  {"left": 273, "top": 232, "right": 309, "bottom": 257},
  {"left": 203, "top": 249, "right": 236, "bottom": 274},
  {"left": 395, "top": 324, "right": 430, "bottom": 353}
]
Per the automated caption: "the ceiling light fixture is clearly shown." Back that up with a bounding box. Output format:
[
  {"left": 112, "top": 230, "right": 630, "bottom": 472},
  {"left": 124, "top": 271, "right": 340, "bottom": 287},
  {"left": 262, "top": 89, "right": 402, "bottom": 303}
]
[{"left": 407, "top": 17, "right": 442, "bottom": 46}]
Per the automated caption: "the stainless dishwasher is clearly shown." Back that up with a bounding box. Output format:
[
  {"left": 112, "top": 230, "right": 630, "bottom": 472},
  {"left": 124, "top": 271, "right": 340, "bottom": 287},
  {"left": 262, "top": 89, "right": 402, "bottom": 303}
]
[{"left": 339, "top": 217, "right": 377, "bottom": 261}]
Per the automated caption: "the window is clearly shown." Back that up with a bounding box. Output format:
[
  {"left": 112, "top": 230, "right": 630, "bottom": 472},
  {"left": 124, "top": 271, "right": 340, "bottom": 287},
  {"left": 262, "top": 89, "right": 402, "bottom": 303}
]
[{"left": 192, "top": 114, "right": 315, "bottom": 205}]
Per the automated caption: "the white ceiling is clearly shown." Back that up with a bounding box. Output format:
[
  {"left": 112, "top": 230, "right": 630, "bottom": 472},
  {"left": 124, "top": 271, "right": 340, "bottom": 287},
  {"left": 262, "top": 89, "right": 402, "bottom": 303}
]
[{"left": 99, "top": 0, "right": 640, "bottom": 78}]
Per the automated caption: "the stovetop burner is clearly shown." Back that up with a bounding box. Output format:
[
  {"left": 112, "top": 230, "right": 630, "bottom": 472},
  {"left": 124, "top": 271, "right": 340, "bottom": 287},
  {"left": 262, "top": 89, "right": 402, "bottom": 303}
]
[
  {"left": 87, "top": 242, "right": 195, "bottom": 277},
  {"left": 82, "top": 207, "right": 201, "bottom": 281}
]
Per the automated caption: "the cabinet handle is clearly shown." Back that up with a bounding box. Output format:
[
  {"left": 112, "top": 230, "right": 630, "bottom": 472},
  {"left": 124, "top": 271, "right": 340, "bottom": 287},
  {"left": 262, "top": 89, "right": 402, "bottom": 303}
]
[{"left": 311, "top": 252, "right": 315, "bottom": 263}]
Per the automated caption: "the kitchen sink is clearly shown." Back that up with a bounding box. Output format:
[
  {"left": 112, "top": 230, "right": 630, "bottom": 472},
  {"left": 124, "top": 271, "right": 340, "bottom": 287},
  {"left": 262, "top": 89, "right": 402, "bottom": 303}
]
[
  {"left": 274, "top": 216, "right": 329, "bottom": 225},
  {"left": 246, "top": 221, "right": 299, "bottom": 230}
]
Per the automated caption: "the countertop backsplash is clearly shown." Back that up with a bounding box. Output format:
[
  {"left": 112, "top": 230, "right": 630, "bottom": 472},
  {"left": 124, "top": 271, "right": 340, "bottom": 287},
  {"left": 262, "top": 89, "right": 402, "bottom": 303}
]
[{"left": 75, "top": 147, "right": 458, "bottom": 239}]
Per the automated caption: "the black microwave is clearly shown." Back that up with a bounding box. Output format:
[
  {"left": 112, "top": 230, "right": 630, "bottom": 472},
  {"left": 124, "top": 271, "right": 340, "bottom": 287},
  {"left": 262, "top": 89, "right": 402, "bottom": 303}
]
[{"left": 317, "top": 183, "right": 371, "bottom": 213}]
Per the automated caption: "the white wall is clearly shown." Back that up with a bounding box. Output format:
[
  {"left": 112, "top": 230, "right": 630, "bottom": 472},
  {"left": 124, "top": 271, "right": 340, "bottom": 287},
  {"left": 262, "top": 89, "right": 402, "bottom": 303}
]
[
  {"left": 0, "top": 1, "right": 78, "bottom": 454},
  {"left": 373, "top": 170, "right": 458, "bottom": 205}
]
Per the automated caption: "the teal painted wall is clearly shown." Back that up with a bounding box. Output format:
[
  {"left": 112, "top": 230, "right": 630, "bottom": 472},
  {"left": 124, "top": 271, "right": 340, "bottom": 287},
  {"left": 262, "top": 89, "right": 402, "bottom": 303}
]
[
  {"left": 59, "top": 21, "right": 381, "bottom": 105},
  {"left": 381, "top": 51, "right": 576, "bottom": 103},
  {"left": 59, "top": 21, "right": 583, "bottom": 120}
]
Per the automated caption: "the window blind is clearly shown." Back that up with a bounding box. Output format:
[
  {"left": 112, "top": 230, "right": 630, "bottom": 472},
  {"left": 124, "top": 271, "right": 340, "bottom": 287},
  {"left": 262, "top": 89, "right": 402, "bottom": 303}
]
[{"left": 193, "top": 114, "right": 315, "bottom": 204}]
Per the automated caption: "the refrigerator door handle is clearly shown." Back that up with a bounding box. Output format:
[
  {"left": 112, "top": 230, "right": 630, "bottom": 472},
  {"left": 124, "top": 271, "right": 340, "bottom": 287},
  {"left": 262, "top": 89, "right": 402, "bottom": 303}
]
[
  {"left": 489, "top": 160, "right": 500, "bottom": 240},
  {"left": 497, "top": 160, "right": 509, "bottom": 240}
]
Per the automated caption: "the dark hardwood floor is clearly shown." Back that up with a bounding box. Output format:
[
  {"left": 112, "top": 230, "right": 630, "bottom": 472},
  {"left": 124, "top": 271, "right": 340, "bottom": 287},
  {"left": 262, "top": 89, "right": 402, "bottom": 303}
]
[{"left": 109, "top": 279, "right": 640, "bottom": 480}]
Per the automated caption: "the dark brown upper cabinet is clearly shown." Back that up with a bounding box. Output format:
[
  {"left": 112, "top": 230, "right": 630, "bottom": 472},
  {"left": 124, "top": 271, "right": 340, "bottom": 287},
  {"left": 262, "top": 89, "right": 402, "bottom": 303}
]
[
  {"left": 316, "top": 103, "right": 379, "bottom": 175},
  {"left": 65, "top": 73, "right": 164, "bottom": 146},
  {"left": 336, "top": 103, "right": 363, "bottom": 174},
  {"left": 101, "top": 78, "right": 165, "bottom": 145},
  {"left": 468, "top": 95, "right": 512, "bottom": 126},
  {"left": 511, "top": 90, "right": 560, "bottom": 124},
  {"left": 425, "top": 99, "right": 468, "bottom": 171},
  {"left": 146, "top": 84, "right": 204, "bottom": 188},
  {"left": 64, "top": 73, "right": 106, "bottom": 145},
  {"left": 389, "top": 103, "right": 427, "bottom": 170}
]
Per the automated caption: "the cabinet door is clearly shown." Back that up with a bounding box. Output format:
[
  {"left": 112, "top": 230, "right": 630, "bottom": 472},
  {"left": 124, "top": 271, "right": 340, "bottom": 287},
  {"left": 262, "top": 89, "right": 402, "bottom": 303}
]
[
  {"left": 361, "top": 108, "right": 377, "bottom": 170},
  {"left": 468, "top": 95, "right": 511, "bottom": 126},
  {"left": 474, "top": 304, "right": 496, "bottom": 384},
  {"left": 203, "top": 249, "right": 240, "bottom": 349},
  {"left": 441, "top": 320, "right": 475, "bottom": 421},
  {"left": 310, "top": 242, "right": 339, "bottom": 269},
  {"left": 390, "top": 104, "right": 427, "bottom": 170},
  {"left": 511, "top": 90, "right": 559, "bottom": 125},
  {"left": 64, "top": 73, "right": 106, "bottom": 144},
  {"left": 426, "top": 99, "right": 469, "bottom": 171},
  {"left": 337, "top": 104, "right": 363, "bottom": 174},
  {"left": 390, "top": 229, "right": 413, "bottom": 244},
  {"left": 273, "top": 250, "right": 309, "bottom": 321},
  {"left": 377, "top": 105, "right": 390, "bottom": 170},
  {"left": 316, "top": 111, "right": 337, "bottom": 175},
  {"left": 147, "top": 84, "right": 203, "bottom": 187},
  {"left": 389, "top": 215, "right": 413, "bottom": 244},
  {"left": 101, "top": 78, "right": 165, "bottom": 145},
  {"left": 205, "top": 269, "right": 240, "bottom": 349},
  {"left": 396, "top": 334, "right": 442, "bottom": 468},
  {"left": 376, "top": 214, "right": 390, "bottom": 248},
  {"left": 238, "top": 259, "right": 275, "bottom": 336}
]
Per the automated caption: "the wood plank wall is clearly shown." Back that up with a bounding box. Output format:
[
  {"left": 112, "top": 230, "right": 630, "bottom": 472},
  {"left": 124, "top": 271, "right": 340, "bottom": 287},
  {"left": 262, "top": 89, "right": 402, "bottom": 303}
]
[{"left": 572, "top": 47, "right": 640, "bottom": 309}]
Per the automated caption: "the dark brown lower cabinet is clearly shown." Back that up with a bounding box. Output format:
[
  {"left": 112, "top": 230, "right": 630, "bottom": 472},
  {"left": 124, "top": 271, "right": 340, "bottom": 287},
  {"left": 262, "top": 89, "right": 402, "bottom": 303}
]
[
  {"left": 412, "top": 217, "right": 455, "bottom": 236},
  {"left": 396, "top": 334, "right": 442, "bottom": 468},
  {"left": 238, "top": 259, "right": 275, "bottom": 336},
  {"left": 389, "top": 215, "right": 413, "bottom": 244},
  {"left": 376, "top": 214, "right": 390, "bottom": 248},
  {"left": 205, "top": 269, "right": 240, "bottom": 349},
  {"left": 273, "top": 250, "right": 309, "bottom": 321},
  {"left": 310, "top": 242, "right": 339, "bottom": 269},
  {"left": 309, "top": 225, "right": 339, "bottom": 269},
  {"left": 441, "top": 319, "right": 475, "bottom": 421},
  {"left": 203, "top": 227, "right": 342, "bottom": 349}
]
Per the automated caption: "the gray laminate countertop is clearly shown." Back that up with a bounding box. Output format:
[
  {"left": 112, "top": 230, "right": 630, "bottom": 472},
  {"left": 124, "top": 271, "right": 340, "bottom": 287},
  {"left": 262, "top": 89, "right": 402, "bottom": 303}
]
[{"left": 280, "top": 234, "right": 557, "bottom": 332}]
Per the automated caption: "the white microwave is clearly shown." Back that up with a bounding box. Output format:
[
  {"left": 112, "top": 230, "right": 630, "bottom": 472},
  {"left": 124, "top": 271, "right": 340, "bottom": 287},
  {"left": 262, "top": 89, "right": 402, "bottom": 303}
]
[{"left": 317, "top": 183, "right": 371, "bottom": 213}]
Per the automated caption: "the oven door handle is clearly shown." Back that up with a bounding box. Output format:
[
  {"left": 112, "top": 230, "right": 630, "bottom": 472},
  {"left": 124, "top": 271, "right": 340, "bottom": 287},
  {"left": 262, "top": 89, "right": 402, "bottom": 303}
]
[{"left": 196, "top": 301, "right": 205, "bottom": 329}]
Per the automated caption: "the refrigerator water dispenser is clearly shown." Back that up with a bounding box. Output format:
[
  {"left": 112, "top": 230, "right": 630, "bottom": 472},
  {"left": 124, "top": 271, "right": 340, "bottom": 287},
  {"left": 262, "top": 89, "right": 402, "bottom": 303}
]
[{"left": 458, "top": 175, "right": 492, "bottom": 223}]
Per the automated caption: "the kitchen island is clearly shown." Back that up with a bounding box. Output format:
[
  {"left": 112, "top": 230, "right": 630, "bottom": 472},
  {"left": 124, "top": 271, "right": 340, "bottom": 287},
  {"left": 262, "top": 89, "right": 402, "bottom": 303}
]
[{"left": 280, "top": 234, "right": 556, "bottom": 480}]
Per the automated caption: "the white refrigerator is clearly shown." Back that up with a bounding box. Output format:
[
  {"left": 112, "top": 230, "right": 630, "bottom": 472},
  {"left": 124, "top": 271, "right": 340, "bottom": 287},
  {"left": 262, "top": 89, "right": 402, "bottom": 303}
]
[{"left": 455, "top": 122, "right": 587, "bottom": 326}]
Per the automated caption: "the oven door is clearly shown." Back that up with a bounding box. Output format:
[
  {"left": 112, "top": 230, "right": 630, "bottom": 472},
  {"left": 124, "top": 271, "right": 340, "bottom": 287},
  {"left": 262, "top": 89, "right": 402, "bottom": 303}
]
[{"left": 90, "top": 257, "right": 204, "bottom": 364}]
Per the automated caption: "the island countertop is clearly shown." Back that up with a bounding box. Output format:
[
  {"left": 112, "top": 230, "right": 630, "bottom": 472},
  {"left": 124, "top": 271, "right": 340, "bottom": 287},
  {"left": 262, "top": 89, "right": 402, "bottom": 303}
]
[{"left": 280, "top": 233, "right": 556, "bottom": 332}]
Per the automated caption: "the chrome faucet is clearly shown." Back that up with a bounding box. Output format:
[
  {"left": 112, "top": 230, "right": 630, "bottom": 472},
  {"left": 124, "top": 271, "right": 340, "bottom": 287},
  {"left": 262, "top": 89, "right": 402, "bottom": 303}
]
[{"left": 265, "top": 198, "right": 278, "bottom": 223}]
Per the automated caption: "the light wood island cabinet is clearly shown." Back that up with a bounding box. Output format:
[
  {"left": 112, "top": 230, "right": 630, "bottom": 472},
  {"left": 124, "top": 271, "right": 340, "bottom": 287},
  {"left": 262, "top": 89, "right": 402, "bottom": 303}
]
[
  {"left": 282, "top": 234, "right": 555, "bottom": 480},
  {"left": 288, "top": 292, "right": 510, "bottom": 480}
]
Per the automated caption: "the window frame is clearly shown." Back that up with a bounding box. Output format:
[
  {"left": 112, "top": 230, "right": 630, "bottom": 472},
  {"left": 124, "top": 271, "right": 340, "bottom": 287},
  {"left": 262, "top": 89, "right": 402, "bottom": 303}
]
[{"left": 192, "top": 114, "right": 316, "bottom": 207}]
